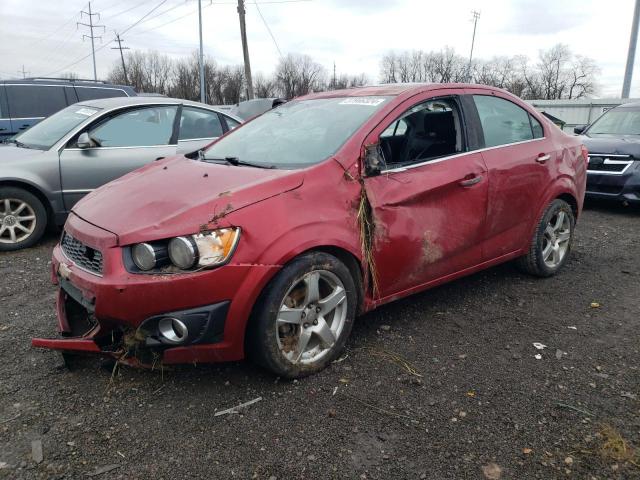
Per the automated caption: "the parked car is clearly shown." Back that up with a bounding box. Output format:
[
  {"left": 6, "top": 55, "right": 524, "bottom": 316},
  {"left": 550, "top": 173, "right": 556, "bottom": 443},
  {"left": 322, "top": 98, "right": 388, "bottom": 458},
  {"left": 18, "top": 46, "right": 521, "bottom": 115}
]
[
  {"left": 33, "top": 84, "right": 587, "bottom": 378},
  {"left": 0, "top": 96, "right": 242, "bottom": 250},
  {"left": 0, "top": 78, "right": 136, "bottom": 140},
  {"left": 574, "top": 102, "right": 640, "bottom": 204}
]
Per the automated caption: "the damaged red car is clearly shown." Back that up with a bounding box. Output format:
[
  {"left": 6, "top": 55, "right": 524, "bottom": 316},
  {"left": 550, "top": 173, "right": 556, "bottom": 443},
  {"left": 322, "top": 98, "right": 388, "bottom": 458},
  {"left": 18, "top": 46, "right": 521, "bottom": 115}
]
[{"left": 33, "top": 84, "right": 587, "bottom": 378}]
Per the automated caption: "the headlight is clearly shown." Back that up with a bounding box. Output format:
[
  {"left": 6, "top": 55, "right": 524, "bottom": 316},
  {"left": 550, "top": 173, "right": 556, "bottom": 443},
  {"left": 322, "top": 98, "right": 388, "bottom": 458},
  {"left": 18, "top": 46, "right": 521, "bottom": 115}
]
[
  {"left": 128, "top": 228, "right": 240, "bottom": 273},
  {"left": 193, "top": 228, "right": 240, "bottom": 267},
  {"left": 132, "top": 243, "right": 164, "bottom": 271},
  {"left": 168, "top": 236, "right": 198, "bottom": 269}
]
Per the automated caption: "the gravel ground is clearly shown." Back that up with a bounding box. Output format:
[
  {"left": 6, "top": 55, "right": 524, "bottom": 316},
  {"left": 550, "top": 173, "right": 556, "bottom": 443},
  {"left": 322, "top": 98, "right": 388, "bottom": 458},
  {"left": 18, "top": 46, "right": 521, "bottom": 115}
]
[{"left": 1, "top": 200, "right": 639, "bottom": 480}]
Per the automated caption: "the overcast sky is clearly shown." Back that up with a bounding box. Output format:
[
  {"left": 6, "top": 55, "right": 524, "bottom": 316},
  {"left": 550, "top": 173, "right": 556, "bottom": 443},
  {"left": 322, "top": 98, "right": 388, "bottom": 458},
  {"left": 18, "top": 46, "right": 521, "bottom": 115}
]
[{"left": 0, "top": 0, "right": 637, "bottom": 98}]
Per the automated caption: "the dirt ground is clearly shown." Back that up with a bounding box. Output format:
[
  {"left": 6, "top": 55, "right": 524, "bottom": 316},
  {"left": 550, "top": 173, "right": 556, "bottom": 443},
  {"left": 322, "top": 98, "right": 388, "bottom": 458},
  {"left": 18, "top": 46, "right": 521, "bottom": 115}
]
[{"left": 1, "top": 200, "right": 639, "bottom": 480}]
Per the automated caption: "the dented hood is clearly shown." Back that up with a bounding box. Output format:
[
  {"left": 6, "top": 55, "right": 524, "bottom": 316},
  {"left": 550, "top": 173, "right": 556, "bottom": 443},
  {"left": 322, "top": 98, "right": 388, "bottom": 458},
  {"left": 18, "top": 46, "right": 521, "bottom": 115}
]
[{"left": 72, "top": 156, "right": 304, "bottom": 245}]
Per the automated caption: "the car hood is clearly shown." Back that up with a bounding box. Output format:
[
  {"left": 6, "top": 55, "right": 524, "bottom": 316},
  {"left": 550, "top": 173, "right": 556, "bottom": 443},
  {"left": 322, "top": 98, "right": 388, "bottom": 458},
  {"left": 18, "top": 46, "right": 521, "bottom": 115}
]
[
  {"left": 0, "top": 143, "right": 48, "bottom": 165},
  {"left": 581, "top": 134, "right": 640, "bottom": 158},
  {"left": 72, "top": 156, "right": 304, "bottom": 245}
]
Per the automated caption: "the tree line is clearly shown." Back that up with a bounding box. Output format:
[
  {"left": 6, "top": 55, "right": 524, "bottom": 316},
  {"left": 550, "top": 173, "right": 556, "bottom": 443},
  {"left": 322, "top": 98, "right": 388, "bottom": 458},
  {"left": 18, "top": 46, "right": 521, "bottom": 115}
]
[{"left": 106, "top": 43, "right": 599, "bottom": 104}]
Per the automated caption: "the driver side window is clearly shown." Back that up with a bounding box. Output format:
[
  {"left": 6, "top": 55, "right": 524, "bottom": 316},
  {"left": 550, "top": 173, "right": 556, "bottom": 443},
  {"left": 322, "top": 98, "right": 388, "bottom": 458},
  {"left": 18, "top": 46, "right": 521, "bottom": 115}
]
[
  {"left": 379, "top": 97, "right": 464, "bottom": 166},
  {"left": 83, "top": 106, "right": 178, "bottom": 148}
]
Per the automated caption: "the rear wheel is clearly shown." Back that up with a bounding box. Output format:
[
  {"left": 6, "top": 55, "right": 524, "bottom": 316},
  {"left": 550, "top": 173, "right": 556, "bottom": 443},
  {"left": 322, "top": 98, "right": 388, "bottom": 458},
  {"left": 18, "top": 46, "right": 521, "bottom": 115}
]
[
  {"left": 247, "top": 252, "right": 357, "bottom": 378},
  {"left": 0, "top": 187, "right": 47, "bottom": 251},
  {"left": 517, "top": 199, "right": 575, "bottom": 277}
]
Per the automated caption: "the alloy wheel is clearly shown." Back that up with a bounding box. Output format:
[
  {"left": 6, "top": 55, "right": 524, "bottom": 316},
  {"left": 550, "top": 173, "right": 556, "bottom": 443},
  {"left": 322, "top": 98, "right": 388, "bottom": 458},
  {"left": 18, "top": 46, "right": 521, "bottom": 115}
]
[
  {"left": 542, "top": 210, "right": 571, "bottom": 268},
  {"left": 276, "top": 270, "right": 348, "bottom": 365},
  {"left": 0, "top": 198, "right": 37, "bottom": 244}
]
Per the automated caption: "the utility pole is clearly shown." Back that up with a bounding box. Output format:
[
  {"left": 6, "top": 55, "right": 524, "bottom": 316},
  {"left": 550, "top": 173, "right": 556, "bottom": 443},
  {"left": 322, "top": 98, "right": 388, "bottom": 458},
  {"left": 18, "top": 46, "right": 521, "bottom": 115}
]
[
  {"left": 18, "top": 65, "right": 30, "bottom": 79},
  {"left": 78, "top": 2, "right": 105, "bottom": 81},
  {"left": 197, "top": 0, "right": 206, "bottom": 103},
  {"left": 467, "top": 10, "right": 480, "bottom": 83},
  {"left": 622, "top": 0, "right": 640, "bottom": 98},
  {"left": 111, "top": 33, "right": 130, "bottom": 84},
  {"left": 332, "top": 61, "right": 336, "bottom": 89},
  {"left": 237, "top": 0, "right": 254, "bottom": 99}
]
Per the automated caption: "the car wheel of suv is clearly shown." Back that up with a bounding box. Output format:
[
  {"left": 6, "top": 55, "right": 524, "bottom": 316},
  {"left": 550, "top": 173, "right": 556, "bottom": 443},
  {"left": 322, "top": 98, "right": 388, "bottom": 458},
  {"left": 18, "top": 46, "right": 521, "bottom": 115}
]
[
  {"left": 247, "top": 252, "right": 357, "bottom": 378},
  {"left": 0, "top": 187, "right": 47, "bottom": 252},
  {"left": 517, "top": 198, "right": 575, "bottom": 277}
]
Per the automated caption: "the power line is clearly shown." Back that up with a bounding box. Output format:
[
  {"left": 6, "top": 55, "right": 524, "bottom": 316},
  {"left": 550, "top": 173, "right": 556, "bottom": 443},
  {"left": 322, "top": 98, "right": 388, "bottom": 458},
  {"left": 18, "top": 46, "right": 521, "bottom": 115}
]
[
  {"left": 253, "top": 1, "right": 282, "bottom": 59},
  {"left": 78, "top": 1, "right": 105, "bottom": 81},
  {"left": 24, "top": 10, "right": 79, "bottom": 48},
  {"left": 101, "top": 0, "right": 155, "bottom": 22},
  {"left": 40, "top": 0, "right": 168, "bottom": 78},
  {"left": 18, "top": 65, "right": 31, "bottom": 79}
]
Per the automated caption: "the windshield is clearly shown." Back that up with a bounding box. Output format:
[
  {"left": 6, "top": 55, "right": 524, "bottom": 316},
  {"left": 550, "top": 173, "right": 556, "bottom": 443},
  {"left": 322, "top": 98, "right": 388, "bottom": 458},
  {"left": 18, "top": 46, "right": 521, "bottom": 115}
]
[
  {"left": 588, "top": 108, "right": 640, "bottom": 136},
  {"left": 204, "top": 96, "right": 391, "bottom": 168},
  {"left": 14, "top": 105, "right": 101, "bottom": 150}
]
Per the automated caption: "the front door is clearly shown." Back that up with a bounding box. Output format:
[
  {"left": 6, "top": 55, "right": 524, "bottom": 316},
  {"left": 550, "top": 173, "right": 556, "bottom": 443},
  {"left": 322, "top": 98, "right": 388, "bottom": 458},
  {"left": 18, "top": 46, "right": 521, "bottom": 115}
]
[
  {"left": 363, "top": 93, "right": 488, "bottom": 300},
  {"left": 59, "top": 105, "right": 179, "bottom": 209}
]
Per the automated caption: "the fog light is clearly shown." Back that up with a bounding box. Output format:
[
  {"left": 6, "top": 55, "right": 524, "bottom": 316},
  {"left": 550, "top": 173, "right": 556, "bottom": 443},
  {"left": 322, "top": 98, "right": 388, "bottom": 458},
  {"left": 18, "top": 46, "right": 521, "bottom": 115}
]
[{"left": 158, "top": 317, "right": 188, "bottom": 344}]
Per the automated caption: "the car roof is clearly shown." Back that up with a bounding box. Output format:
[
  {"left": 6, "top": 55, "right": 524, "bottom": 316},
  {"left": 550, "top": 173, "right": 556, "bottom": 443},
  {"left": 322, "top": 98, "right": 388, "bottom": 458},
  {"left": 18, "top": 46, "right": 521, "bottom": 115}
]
[
  {"left": 616, "top": 101, "right": 640, "bottom": 109},
  {"left": 75, "top": 96, "right": 243, "bottom": 121},
  {"left": 296, "top": 83, "right": 513, "bottom": 103},
  {"left": 0, "top": 78, "right": 133, "bottom": 89}
]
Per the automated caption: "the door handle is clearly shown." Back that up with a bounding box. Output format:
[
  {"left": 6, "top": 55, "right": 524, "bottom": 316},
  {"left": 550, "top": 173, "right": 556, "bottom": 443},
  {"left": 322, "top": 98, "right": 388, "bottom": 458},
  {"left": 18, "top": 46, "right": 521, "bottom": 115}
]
[
  {"left": 155, "top": 156, "right": 165, "bottom": 161},
  {"left": 536, "top": 153, "right": 551, "bottom": 163},
  {"left": 459, "top": 175, "right": 483, "bottom": 187}
]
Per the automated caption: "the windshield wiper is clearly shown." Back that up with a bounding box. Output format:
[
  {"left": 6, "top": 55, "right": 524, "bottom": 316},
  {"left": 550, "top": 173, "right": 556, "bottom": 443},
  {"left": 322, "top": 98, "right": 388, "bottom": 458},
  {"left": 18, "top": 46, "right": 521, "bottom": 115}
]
[{"left": 203, "top": 156, "right": 275, "bottom": 169}]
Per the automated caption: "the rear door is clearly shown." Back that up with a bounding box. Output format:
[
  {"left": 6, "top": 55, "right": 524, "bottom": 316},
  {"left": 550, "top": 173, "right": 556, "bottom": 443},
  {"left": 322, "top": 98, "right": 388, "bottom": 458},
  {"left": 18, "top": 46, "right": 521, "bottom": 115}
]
[
  {"left": 6, "top": 84, "right": 68, "bottom": 133},
  {"left": 176, "top": 106, "right": 225, "bottom": 154},
  {"left": 59, "top": 105, "right": 179, "bottom": 209},
  {"left": 466, "top": 90, "right": 553, "bottom": 260},
  {"left": 363, "top": 91, "right": 488, "bottom": 299}
]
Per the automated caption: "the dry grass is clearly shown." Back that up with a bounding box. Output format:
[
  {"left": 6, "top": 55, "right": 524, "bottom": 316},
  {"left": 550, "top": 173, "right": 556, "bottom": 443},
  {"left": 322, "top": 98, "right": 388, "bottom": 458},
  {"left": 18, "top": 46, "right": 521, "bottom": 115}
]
[
  {"left": 598, "top": 424, "right": 640, "bottom": 467},
  {"left": 356, "top": 186, "right": 379, "bottom": 298},
  {"left": 362, "top": 346, "right": 423, "bottom": 378}
]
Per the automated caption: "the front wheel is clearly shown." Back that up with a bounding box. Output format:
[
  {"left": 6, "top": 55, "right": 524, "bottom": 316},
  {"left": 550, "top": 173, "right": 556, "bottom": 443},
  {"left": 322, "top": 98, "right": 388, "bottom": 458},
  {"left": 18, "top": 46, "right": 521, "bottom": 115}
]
[
  {"left": 247, "top": 252, "right": 357, "bottom": 378},
  {"left": 517, "top": 199, "right": 575, "bottom": 277},
  {"left": 0, "top": 187, "right": 47, "bottom": 251}
]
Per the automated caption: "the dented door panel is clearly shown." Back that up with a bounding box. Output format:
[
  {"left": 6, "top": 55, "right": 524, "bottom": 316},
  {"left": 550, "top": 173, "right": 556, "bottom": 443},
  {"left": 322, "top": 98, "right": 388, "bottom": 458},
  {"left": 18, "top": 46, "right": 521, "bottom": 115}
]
[{"left": 365, "top": 152, "right": 488, "bottom": 299}]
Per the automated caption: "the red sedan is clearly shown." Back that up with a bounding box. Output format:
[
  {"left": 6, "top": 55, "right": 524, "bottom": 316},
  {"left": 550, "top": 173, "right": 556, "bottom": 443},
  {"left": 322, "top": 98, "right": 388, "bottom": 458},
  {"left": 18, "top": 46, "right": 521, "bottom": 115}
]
[{"left": 33, "top": 84, "right": 587, "bottom": 378}]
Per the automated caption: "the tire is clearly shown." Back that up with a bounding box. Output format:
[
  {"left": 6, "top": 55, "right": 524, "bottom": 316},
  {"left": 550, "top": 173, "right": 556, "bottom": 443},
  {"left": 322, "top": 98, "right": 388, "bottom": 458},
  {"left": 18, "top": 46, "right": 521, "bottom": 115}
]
[
  {"left": 246, "top": 252, "right": 357, "bottom": 378},
  {"left": 0, "top": 187, "right": 47, "bottom": 252},
  {"left": 517, "top": 199, "right": 575, "bottom": 277}
]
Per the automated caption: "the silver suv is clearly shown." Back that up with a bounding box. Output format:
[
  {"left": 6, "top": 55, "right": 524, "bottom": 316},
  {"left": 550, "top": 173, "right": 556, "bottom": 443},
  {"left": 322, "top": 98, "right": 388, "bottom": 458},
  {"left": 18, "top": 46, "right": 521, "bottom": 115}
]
[{"left": 0, "top": 96, "right": 242, "bottom": 250}]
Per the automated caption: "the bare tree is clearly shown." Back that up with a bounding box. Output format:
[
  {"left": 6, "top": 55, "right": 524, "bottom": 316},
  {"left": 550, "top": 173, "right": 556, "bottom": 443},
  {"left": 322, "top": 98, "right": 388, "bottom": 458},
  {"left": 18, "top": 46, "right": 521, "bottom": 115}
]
[
  {"left": 275, "top": 53, "right": 326, "bottom": 98},
  {"left": 254, "top": 72, "right": 278, "bottom": 97},
  {"left": 380, "top": 44, "right": 599, "bottom": 100}
]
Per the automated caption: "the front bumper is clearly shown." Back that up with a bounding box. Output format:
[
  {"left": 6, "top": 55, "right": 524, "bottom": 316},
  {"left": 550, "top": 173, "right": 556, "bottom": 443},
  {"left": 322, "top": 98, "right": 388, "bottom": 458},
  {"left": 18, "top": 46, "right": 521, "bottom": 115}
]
[
  {"left": 586, "top": 161, "right": 640, "bottom": 203},
  {"left": 32, "top": 215, "right": 279, "bottom": 365}
]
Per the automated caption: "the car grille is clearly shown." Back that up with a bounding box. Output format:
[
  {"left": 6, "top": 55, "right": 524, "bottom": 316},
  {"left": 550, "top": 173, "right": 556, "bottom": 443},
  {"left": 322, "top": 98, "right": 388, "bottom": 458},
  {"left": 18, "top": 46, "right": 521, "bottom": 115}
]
[
  {"left": 587, "top": 154, "right": 634, "bottom": 174},
  {"left": 60, "top": 232, "right": 103, "bottom": 276}
]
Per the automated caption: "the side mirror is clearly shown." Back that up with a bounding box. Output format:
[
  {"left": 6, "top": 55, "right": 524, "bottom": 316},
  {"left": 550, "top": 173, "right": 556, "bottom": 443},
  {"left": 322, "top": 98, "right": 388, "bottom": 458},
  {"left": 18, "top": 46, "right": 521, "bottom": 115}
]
[
  {"left": 573, "top": 125, "right": 587, "bottom": 135},
  {"left": 77, "top": 132, "right": 91, "bottom": 149},
  {"left": 363, "top": 143, "right": 386, "bottom": 177}
]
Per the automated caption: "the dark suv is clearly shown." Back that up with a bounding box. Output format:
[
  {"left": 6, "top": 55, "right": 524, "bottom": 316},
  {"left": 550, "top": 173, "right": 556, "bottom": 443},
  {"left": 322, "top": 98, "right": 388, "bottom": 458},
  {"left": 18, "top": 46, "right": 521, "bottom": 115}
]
[
  {"left": 0, "top": 78, "right": 136, "bottom": 140},
  {"left": 575, "top": 102, "right": 640, "bottom": 204}
]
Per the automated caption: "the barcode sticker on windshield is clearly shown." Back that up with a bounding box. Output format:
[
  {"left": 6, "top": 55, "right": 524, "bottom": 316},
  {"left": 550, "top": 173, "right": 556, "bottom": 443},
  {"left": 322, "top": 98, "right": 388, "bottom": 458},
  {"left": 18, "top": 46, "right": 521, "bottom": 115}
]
[
  {"left": 75, "top": 108, "right": 96, "bottom": 116},
  {"left": 339, "top": 98, "right": 385, "bottom": 106}
]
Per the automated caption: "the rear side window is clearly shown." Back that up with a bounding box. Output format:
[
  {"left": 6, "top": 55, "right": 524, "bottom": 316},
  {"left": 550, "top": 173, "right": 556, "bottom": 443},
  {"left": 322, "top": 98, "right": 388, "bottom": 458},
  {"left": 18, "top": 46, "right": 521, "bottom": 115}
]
[
  {"left": 530, "top": 114, "right": 544, "bottom": 138},
  {"left": 473, "top": 95, "right": 536, "bottom": 147},
  {"left": 76, "top": 87, "right": 128, "bottom": 101},
  {"left": 6, "top": 85, "right": 67, "bottom": 118},
  {"left": 179, "top": 107, "right": 223, "bottom": 140},
  {"left": 225, "top": 116, "right": 241, "bottom": 130}
]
